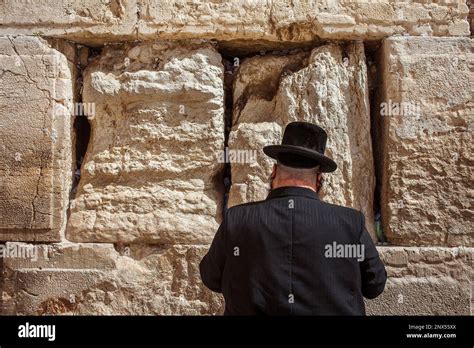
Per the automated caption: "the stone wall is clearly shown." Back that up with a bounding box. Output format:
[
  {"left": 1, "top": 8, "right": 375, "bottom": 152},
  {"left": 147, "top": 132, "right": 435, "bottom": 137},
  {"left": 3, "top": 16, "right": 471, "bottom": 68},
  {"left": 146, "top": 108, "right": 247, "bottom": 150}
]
[
  {"left": 228, "top": 42, "right": 376, "bottom": 238},
  {"left": 67, "top": 41, "right": 225, "bottom": 245},
  {"left": 366, "top": 246, "right": 472, "bottom": 315},
  {"left": 0, "top": 36, "right": 75, "bottom": 242},
  {"left": 0, "top": 1, "right": 472, "bottom": 315},
  {"left": 0, "top": 0, "right": 470, "bottom": 43}
]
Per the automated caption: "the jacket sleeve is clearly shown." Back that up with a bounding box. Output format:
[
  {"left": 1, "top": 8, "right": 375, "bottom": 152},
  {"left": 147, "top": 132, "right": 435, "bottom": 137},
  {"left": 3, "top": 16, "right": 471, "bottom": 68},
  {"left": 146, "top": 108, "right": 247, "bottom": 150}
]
[
  {"left": 358, "top": 212, "right": 387, "bottom": 299},
  {"left": 199, "top": 216, "right": 227, "bottom": 293}
]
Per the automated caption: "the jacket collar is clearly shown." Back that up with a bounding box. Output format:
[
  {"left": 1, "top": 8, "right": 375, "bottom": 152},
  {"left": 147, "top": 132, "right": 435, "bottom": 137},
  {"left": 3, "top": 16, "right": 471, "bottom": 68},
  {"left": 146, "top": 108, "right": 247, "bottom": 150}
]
[{"left": 266, "top": 186, "right": 320, "bottom": 201}]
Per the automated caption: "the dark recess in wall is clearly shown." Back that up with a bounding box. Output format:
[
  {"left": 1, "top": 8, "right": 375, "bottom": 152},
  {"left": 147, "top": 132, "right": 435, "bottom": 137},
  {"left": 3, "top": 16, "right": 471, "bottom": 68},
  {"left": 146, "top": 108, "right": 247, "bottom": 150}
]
[
  {"left": 69, "top": 46, "right": 101, "bottom": 199},
  {"left": 468, "top": 0, "right": 473, "bottom": 36},
  {"left": 364, "top": 40, "right": 387, "bottom": 244},
  {"left": 72, "top": 115, "right": 90, "bottom": 194},
  {"left": 0, "top": 245, "right": 4, "bottom": 314},
  {"left": 220, "top": 54, "right": 239, "bottom": 214}
]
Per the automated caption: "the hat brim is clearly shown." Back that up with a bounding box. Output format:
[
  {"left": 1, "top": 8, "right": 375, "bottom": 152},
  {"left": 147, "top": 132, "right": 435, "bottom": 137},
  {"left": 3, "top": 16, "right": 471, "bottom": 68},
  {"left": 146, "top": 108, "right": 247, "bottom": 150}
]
[{"left": 263, "top": 145, "right": 337, "bottom": 173}]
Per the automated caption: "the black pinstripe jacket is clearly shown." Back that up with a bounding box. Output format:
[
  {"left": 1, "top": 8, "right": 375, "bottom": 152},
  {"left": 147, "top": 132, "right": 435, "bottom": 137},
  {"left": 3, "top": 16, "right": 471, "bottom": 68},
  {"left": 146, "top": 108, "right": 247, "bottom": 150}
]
[{"left": 200, "top": 186, "right": 387, "bottom": 315}]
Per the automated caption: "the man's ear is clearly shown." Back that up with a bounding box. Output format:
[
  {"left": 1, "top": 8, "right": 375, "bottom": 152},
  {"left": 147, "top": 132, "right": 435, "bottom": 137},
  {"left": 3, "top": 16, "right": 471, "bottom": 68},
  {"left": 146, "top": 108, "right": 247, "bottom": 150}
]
[
  {"left": 316, "top": 172, "right": 324, "bottom": 193},
  {"left": 270, "top": 164, "right": 277, "bottom": 190},
  {"left": 271, "top": 164, "right": 277, "bottom": 179}
]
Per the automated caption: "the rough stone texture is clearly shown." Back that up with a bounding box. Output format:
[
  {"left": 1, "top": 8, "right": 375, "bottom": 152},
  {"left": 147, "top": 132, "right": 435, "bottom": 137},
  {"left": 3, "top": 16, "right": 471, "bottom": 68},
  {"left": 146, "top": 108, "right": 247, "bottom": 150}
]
[
  {"left": 0, "top": 1, "right": 469, "bottom": 45},
  {"left": 139, "top": 0, "right": 470, "bottom": 41},
  {"left": 4, "top": 244, "right": 470, "bottom": 315},
  {"left": 228, "top": 42, "right": 376, "bottom": 238},
  {"left": 366, "top": 247, "right": 473, "bottom": 315},
  {"left": 2, "top": 242, "right": 223, "bottom": 315},
  {"left": 0, "top": 36, "right": 74, "bottom": 242},
  {"left": 0, "top": 0, "right": 138, "bottom": 45},
  {"left": 378, "top": 37, "right": 473, "bottom": 246},
  {"left": 0, "top": 2, "right": 473, "bottom": 317},
  {"left": 66, "top": 42, "right": 225, "bottom": 244}
]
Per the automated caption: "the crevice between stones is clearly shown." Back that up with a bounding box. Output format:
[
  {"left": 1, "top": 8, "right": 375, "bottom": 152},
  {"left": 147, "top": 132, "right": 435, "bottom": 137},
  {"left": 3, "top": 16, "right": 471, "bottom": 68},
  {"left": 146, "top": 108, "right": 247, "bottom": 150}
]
[
  {"left": 364, "top": 40, "right": 388, "bottom": 244},
  {"left": 63, "top": 42, "right": 99, "bottom": 243},
  {"left": 468, "top": 0, "right": 473, "bottom": 36},
  {"left": 69, "top": 45, "right": 98, "bottom": 202},
  {"left": 0, "top": 243, "right": 4, "bottom": 314},
  {"left": 220, "top": 54, "right": 237, "bottom": 213}
]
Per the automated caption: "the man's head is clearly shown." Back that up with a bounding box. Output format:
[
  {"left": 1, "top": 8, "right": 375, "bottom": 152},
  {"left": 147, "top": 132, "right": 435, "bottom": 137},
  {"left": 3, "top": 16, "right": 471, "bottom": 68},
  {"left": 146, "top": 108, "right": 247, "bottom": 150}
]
[
  {"left": 263, "top": 121, "right": 336, "bottom": 192},
  {"left": 263, "top": 122, "right": 337, "bottom": 171},
  {"left": 271, "top": 162, "right": 323, "bottom": 193}
]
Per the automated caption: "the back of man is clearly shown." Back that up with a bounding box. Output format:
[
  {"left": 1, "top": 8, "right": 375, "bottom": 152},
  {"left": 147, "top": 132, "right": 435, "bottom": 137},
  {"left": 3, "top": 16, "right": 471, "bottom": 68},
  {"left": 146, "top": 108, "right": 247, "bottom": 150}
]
[
  {"left": 200, "top": 121, "right": 387, "bottom": 315},
  {"left": 200, "top": 186, "right": 386, "bottom": 315}
]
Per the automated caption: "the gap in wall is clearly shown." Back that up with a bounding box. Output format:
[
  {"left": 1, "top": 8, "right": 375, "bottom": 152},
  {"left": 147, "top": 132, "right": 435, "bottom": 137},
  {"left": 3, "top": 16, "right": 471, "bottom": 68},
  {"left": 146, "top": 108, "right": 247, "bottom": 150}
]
[
  {"left": 220, "top": 54, "right": 238, "bottom": 213},
  {"left": 69, "top": 45, "right": 100, "bottom": 202},
  {"left": 71, "top": 115, "right": 91, "bottom": 197},
  {"left": 0, "top": 243, "right": 4, "bottom": 314},
  {"left": 364, "top": 40, "right": 388, "bottom": 243}
]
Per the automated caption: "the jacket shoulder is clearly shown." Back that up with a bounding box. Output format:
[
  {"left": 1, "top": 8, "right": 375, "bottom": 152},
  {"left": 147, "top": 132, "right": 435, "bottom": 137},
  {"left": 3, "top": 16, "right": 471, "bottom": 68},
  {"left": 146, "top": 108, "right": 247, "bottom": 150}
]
[
  {"left": 316, "top": 200, "right": 364, "bottom": 222},
  {"left": 226, "top": 199, "right": 266, "bottom": 214},
  {"left": 226, "top": 197, "right": 364, "bottom": 225},
  {"left": 228, "top": 197, "right": 362, "bottom": 215}
]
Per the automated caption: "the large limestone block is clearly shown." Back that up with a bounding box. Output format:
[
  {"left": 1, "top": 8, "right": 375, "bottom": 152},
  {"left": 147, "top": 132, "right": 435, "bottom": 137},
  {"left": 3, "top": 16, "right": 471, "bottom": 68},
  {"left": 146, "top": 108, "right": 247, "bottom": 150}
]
[
  {"left": 379, "top": 37, "right": 473, "bottom": 246},
  {"left": 367, "top": 277, "right": 471, "bottom": 315},
  {"left": 0, "top": 1, "right": 469, "bottom": 44},
  {"left": 2, "top": 242, "right": 223, "bottom": 315},
  {"left": 366, "top": 246, "right": 472, "bottom": 315},
  {"left": 67, "top": 42, "right": 225, "bottom": 244},
  {"left": 1, "top": 242, "right": 117, "bottom": 315},
  {"left": 228, "top": 43, "right": 376, "bottom": 238},
  {"left": 78, "top": 244, "right": 223, "bottom": 315},
  {"left": 0, "top": 36, "right": 74, "bottom": 242},
  {"left": 0, "top": 0, "right": 138, "bottom": 45},
  {"left": 138, "top": 0, "right": 470, "bottom": 42}
]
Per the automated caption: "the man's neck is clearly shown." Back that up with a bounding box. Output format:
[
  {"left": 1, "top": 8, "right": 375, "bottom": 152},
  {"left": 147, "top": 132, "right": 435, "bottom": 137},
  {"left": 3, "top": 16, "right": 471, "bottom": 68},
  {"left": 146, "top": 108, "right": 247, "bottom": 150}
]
[{"left": 272, "top": 180, "right": 316, "bottom": 192}]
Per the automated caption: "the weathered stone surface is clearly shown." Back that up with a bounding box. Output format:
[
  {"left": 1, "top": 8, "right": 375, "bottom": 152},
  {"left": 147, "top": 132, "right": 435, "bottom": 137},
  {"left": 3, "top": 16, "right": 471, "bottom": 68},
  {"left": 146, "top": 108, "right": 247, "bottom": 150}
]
[
  {"left": 67, "top": 42, "right": 225, "bottom": 244},
  {"left": 1, "top": 242, "right": 117, "bottom": 270},
  {"left": 0, "top": 36, "right": 74, "bottom": 242},
  {"left": 0, "top": 0, "right": 138, "bottom": 45},
  {"left": 2, "top": 242, "right": 223, "bottom": 315},
  {"left": 228, "top": 43, "right": 376, "bottom": 238},
  {"left": 366, "top": 277, "right": 471, "bottom": 315},
  {"left": 4, "top": 244, "right": 470, "bottom": 315},
  {"left": 366, "top": 246, "right": 472, "bottom": 315},
  {"left": 0, "top": 1, "right": 469, "bottom": 45},
  {"left": 0, "top": 2, "right": 472, "bottom": 317},
  {"left": 139, "top": 0, "right": 470, "bottom": 42},
  {"left": 378, "top": 37, "right": 473, "bottom": 246}
]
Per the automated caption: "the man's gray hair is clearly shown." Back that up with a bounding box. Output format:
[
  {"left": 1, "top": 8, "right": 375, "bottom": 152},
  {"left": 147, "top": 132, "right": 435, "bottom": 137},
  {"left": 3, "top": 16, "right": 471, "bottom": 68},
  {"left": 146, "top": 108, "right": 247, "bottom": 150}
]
[{"left": 276, "top": 162, "right": 320, "bottom": 183}]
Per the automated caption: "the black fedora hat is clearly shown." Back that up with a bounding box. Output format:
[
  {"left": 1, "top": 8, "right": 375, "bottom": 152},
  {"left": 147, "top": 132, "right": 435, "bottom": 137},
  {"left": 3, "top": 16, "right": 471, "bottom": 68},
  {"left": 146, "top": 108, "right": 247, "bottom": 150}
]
[{"left": 263, "top": 121, "right": 337, "bottom": 172}]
